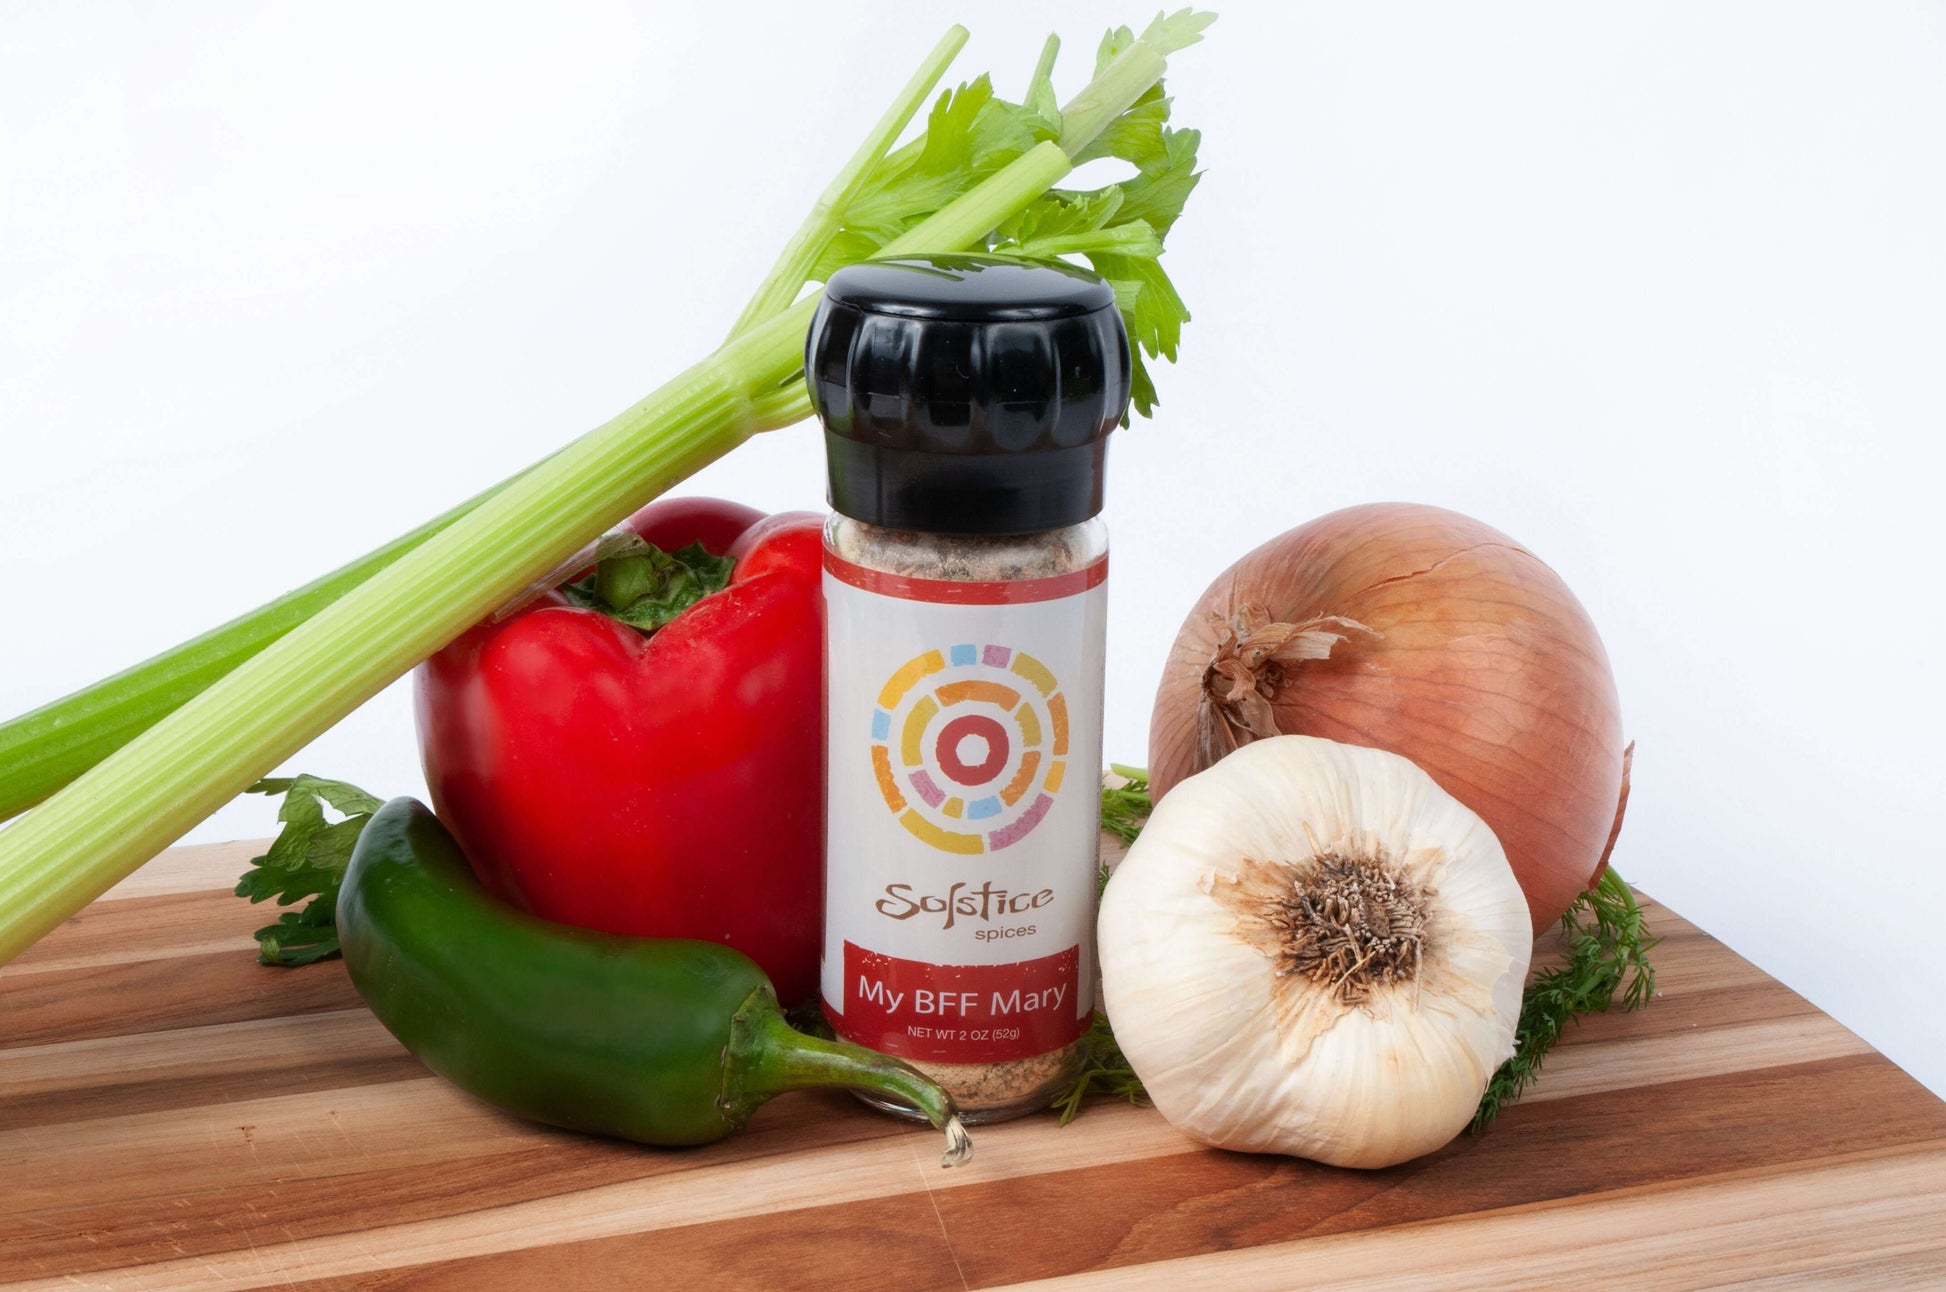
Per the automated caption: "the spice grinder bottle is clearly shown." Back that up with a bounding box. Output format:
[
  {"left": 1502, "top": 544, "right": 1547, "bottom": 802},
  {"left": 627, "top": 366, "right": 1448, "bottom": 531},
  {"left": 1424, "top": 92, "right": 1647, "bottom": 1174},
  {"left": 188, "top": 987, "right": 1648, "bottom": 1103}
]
[{"left": 808, "top": 253, "right": 1131, "bottom": 1123}]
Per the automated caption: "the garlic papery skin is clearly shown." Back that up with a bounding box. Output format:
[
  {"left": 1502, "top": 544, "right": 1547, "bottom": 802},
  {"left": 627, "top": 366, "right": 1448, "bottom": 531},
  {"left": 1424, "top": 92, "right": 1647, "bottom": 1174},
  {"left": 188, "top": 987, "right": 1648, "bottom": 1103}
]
[{"left": 1097, "top": 735, "right": 1532, "bottom": 1168}]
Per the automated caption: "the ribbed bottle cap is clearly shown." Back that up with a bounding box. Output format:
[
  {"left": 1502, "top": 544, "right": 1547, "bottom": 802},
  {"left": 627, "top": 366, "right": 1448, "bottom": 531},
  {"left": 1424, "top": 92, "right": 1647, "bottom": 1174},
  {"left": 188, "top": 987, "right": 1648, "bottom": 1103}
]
[{"left": 806, "top": 254, "right": 1131, "bottom": 535}]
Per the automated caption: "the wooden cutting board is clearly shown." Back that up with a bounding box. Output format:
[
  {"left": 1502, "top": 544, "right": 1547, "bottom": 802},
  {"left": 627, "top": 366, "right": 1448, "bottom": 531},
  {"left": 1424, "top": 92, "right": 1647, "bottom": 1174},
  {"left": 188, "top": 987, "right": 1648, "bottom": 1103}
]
[{"left": 3, "top": 836, "right": 1944, "bottom": 1291}]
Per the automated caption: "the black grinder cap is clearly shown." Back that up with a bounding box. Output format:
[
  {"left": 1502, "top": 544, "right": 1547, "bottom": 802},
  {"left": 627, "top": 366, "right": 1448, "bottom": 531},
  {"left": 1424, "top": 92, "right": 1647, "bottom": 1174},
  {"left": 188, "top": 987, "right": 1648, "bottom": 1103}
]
[{"left": 807, "top": 254, "right": 1131, "bottom": 536}]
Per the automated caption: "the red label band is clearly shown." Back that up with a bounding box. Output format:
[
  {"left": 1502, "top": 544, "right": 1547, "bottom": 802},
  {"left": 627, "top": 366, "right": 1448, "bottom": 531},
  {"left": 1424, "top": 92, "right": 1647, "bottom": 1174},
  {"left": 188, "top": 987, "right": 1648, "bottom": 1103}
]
[
  {"left": 827, "top": 941, "right": 1086, "bottom": 1063},
  {"left": 823, "top": 551, "right": 1108, "bottom": 605}
]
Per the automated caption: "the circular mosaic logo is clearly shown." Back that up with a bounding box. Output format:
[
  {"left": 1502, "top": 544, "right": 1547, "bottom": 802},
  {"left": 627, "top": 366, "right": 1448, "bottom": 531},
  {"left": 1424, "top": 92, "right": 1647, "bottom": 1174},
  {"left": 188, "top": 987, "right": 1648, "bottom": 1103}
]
[{"left": 869, "top": 643, "right": 1070, "bottom": 854}]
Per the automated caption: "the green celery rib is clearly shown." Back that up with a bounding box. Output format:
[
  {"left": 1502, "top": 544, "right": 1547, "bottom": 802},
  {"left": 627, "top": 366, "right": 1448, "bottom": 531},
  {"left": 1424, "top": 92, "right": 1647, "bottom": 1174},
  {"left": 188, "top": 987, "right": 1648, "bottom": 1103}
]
[
  {"left": 0, "top": 28, "right": 973, "bottom": 825},
  {"left": 0, "top": 477, "right": 518, "bottom": 823},
  {"left": 0, "top": 12, "right": 1209, "bottom": 965},
  {"left": 0, "top": 141, "right": 1079, "bottom": 966}
]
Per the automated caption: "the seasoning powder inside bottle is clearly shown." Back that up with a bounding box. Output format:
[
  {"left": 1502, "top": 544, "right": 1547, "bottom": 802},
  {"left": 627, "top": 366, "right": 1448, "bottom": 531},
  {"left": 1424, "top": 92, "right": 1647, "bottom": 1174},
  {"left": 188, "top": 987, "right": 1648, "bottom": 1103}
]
[{"left": 808, "top": 254, "right": 1131, "bottom": 1122}]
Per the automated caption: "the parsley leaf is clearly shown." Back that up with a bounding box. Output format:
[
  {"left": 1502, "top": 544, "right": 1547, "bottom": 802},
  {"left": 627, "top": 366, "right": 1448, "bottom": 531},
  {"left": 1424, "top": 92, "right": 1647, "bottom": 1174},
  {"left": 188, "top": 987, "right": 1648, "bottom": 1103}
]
[{"left": 234, "top": 774, "right": 382, "bottom": 966}]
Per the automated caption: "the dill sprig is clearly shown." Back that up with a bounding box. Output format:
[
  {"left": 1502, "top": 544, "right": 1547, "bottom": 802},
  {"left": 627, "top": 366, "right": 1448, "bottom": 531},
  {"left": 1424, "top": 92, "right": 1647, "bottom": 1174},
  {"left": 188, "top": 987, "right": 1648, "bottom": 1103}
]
[
  {"left": 1470, "top": 866, "right": 1659, "bottom": 1132},
  {"left": 1053, "top": 1010, "right": 1149, "bottom": 1124},
  {"left": 1063, "top": 769, "right": 1659, "bottom": 1131},
  {"left": 1051, "top": 769, "right": 1157, "bottom": 1123},
  {"left": 1099, "top": 763, "right": 1153, "bottom": 846}
]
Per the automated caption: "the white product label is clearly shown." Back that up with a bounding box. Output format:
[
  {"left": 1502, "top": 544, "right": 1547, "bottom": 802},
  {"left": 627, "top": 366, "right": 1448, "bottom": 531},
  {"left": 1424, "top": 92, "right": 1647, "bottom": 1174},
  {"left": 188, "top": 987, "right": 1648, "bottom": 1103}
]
[{"left": 821, "top": 547, "right": 1107, "bottom": 1064}]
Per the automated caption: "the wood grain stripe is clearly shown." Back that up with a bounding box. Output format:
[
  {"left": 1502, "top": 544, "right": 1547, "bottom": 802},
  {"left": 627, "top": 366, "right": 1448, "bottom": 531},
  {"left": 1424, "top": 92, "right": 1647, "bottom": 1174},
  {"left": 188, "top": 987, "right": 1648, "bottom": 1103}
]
[
  {"left": 5, "top": 890, "right": 266, "bottom": 978},
  {"left": 0, "top": 1078, "right": 545, "bottom": 1214},
  {"left": 0, "top": 1101, "right": 1192, "bottom": 1290},
  {"left": 0, "top": 1010, "right": 417, "bottom": 1131},
  {"left": 96, "top": 842, "right": 262, "bottom": 902},
  {"left": 284, "top": 1187, "right": 981, "bottom": 1292},
  {"left": 1720, "top": 1248, "right": 1946, "bottom": 1290},
  {"left": 1549, "top": 979, "right": 1823, "bottom": 1049},
  {"left": 289, "top": 1191, "right": 977, "bottom": 1292},
  {"left": 0, "top": 952, "right": 363, "bottom": 1050},
  {"left": 1016, "top": 1146, "right": 1946, "bottom": 1291},
  {"left": 2, "top": 936, "right": 261, "bottom": 979},
  {"left": 1519, "top": 1013, "right": 1873, "bottom": 1104},
  {"left": 0, "top": 1091, "right": 913, "bottom": 1280}
]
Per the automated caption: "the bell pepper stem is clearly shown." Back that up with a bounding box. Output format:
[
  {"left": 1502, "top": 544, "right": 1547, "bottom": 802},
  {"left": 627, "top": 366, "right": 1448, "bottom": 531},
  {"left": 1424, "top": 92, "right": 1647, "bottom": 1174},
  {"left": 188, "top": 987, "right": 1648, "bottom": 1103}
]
[{"left": 725, "top": 990, "right": 971, "bottom": 1167}]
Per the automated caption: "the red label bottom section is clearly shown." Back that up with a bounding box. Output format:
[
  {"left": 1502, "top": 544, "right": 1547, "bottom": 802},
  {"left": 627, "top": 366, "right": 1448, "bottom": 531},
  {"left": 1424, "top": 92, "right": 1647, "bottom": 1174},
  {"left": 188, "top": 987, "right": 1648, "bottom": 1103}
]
[{"left": 826, "top": 941, "right": 1086, "bottom": 1064}]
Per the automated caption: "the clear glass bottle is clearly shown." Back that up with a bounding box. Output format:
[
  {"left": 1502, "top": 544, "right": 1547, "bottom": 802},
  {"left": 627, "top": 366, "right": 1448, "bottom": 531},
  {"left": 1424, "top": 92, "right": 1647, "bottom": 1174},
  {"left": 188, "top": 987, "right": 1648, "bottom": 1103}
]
[
  {"left": 807, "top": 254, "right": 1128, "bottom": 1123},
  {"left": 822, "top": 516, "right": 1110, "bottom": 1120}
]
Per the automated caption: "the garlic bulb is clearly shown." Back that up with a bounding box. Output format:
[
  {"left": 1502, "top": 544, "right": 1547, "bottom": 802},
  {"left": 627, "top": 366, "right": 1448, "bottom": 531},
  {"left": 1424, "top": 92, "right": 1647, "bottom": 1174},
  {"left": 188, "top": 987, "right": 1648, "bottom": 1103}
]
[{"left": 1098, "top": 735, "right": 1532, "bottom": 1167}]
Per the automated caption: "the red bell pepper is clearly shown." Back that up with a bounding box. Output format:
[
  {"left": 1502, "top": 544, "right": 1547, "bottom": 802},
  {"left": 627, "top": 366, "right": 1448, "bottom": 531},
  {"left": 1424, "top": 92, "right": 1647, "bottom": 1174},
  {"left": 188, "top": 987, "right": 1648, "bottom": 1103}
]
[{"left": 415, "top": 497, "right": 825, "bottom": 1003}]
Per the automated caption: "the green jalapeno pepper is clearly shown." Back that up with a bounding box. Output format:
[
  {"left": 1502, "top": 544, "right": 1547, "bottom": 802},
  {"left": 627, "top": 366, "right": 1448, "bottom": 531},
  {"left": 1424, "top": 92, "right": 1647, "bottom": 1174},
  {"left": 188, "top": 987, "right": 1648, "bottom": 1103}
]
[{"left": 337, "top": 797, "right": 970, "bottom": 1165}]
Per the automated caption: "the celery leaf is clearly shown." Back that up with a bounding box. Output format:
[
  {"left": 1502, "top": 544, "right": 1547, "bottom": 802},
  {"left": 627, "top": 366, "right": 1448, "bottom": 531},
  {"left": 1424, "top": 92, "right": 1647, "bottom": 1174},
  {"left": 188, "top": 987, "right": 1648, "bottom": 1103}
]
[
  {"left": 990, "top": 125, "right": 1201, "bottom": 419},
  {"left": 981, "top": 33, "right": 1203, "bottom": 421},
  {"left": 838, "top": 77, "right": 1052, "bottom": 248},
  {"left": 778, "top": 20, "right": 1208, "bottom": 422}
]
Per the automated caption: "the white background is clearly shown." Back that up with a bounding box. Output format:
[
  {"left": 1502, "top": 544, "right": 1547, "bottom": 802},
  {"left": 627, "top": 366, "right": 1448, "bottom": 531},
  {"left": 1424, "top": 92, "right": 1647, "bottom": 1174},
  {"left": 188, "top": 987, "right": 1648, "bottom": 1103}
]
[{"left": 4, "top": 3, "right": 1942, "bottom": 1097}]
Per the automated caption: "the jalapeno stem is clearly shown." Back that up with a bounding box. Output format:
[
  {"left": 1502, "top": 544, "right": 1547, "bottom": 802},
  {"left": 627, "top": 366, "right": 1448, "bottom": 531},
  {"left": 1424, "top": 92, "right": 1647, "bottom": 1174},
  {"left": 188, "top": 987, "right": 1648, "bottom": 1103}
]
[{"left": 725, "top": 990, "right": 972, "bottom": 1167}]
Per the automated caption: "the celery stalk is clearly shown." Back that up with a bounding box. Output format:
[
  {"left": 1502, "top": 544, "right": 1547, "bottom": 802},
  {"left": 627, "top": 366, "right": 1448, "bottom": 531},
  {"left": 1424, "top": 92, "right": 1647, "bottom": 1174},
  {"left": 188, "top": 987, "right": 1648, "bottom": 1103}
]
[
  {"left": 0, "top": 12, "right": 1214, "bottom": 965},
  {"left": 0, "top": 16, "right": 1215, "bottom": 816},
  {"left": 0, "top": 27, "right": 968, "bottom": 825},
  {"left": 0, "top": 142, "right": 1077, "bottom": 965},
  {"left": 0, "top": 472, "right": 529, "bottom": 823}
]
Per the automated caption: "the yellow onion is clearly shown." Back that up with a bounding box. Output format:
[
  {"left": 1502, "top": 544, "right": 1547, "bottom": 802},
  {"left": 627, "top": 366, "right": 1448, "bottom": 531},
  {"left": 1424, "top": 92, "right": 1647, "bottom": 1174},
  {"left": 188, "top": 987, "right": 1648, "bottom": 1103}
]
[{"left": 1149, "top": 503, "right": 1630, "bottom": 935}]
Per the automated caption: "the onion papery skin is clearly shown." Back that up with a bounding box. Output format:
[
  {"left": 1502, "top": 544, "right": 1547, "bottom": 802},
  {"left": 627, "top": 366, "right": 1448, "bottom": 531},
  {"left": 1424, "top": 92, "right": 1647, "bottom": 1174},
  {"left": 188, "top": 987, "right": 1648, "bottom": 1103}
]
[{"left": 1149, "top": 503, "right": 1628, "bottom": 935}]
